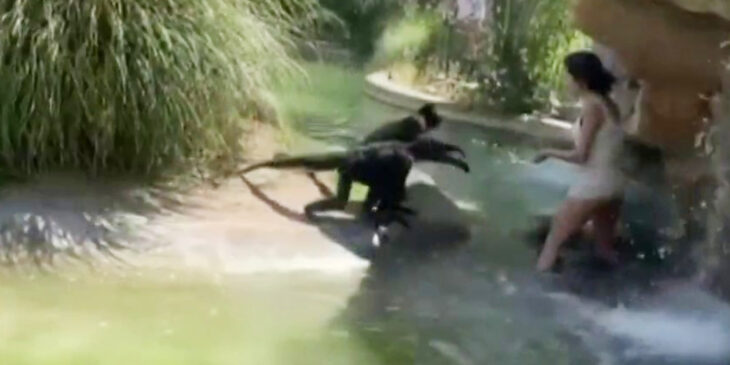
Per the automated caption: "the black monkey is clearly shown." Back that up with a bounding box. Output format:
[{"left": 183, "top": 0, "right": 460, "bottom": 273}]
[{"left": 240, "top": 137, "right": 469, "bottom": 228}]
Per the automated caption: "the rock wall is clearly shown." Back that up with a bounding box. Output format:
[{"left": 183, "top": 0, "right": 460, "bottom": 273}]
[{"left": 574, "top": 0, "right": 730, "bottom": 156}]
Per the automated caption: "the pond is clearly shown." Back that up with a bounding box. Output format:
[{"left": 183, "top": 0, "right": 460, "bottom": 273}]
[
  {"left": 3, "top": 62, "right": 730, "bottom": 365},
  {"left": 276, "top": 63, "right": 730, "bottom": 364}
]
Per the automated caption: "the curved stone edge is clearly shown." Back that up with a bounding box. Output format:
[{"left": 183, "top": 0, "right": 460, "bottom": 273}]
[{"left": 364, "top": 71, "right": 573, "bottom": 149}]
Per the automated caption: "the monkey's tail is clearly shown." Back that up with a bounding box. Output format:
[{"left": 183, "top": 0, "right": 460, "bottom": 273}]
[{"left": 237, "top": 152, "right": 347, "bottom": 175}]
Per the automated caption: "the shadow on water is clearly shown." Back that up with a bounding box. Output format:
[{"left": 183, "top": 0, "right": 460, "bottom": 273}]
[{"left": 240, "top": 175, "right": 310, "bottom": 224}]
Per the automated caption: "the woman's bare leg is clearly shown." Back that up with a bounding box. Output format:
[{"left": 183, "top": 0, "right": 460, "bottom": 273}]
[
  {"left": 592, "top": 199, "right": 622, "bottom": 264},
  {"left": 536, "top": 199, "right": 602, "bottom": 271}
]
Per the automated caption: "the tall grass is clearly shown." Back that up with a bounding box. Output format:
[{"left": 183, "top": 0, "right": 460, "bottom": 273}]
[{"left": 0, "top": 0, "right": 321, "bottom": 175}]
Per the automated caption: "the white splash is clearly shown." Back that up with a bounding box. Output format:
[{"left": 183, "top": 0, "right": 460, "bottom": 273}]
[
  {"left": 548, "top": 292, "right": 730, "bottom": 361},
  {"left": 595, "top": 308, "right": 730, "bottom": 360}
]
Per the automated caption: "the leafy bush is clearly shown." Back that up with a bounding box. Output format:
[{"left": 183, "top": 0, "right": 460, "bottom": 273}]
[
  {"left": 0, "top": 0, "right": 320, "bottom": 175},
  {"left": 371, "top": 6, "right": 445, "bottom": 68},
  {"left": 480, "top": 0, "right": 586, "bottom": 114},
  {"left": 345, "top": 0, "right": 584, "bottom": 115}
]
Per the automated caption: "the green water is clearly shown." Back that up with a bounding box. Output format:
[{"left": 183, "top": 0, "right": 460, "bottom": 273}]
[
  {"left": 4, "top": 61, "right": 729, "bottom": 365},
  {"left": 266, "top": 62, "right": 730, "bottom": 365},
  {"left": 1, "top": 272, "right": 379, "bottom": 365}
]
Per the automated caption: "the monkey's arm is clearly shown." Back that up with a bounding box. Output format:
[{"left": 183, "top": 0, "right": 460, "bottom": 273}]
[
  {"left": 432, "top": 154, "right": 470, "bottom": 173},
  {"left": 443, "top": 143, "right": 467, "bottom": 158}
]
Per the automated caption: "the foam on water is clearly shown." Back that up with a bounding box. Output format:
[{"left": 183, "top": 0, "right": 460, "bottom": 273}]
[
  {"left": 548, "top": 291, "right": 730, "bottom": 362},
  {"left": 595, "top": 307, "right": 730, "bottom": 360}
]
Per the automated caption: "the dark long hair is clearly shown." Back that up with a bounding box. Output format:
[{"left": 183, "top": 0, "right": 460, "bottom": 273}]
[{"left": 564, "top": 51, "right": 621, "bottom": 121}]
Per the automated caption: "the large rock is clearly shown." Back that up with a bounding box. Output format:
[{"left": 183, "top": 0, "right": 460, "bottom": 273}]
[{"left": 574, "top": 0, "right": 730, "bottom": 156}]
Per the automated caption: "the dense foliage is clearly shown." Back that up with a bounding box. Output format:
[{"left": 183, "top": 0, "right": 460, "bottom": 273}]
[
  {"left": 479, "top": 0, "right": 585, "bottom": 113},
  {"left": 370, "top": 5, "right": 446, "bottom": 69},
  {"left": 338, "top": 0, "right": 583, "bottom": 114},
  {"left": 0, "top": 0, "right": 320, "bottom": 175},
  {"left": 318, "top": 0, "right": 404, "bottom": 62}
]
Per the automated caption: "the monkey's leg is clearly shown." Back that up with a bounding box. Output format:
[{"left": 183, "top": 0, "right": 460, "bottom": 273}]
[
  {"left": 394, "top": 205, "right": 417, "bottom": 215},
  {"left": 362, "top": 188, "right": 379, "bottom": 214},
  {"left": 357, "top": 187, "right": 394, "bottom": 229},
  {"left": 371, "top": 208, "right": 411, "bottom": 230},
  {"left": 378, "top": 167, "right": 413, "bottom": 228},
  {"left": 369, "top": 195, "right": 412, "bottom": 230},
  {"left": 304, "top": 174, "right": 352, "bottom": 220},
  {"left": 360, "top": 188, "right": 388, "bottom": 232},
  {"left": 387, "top": 211, "right": 411, "bottom": 228},
  {"left": 304, "top": 198, "right": 346, "bottom": 220}
]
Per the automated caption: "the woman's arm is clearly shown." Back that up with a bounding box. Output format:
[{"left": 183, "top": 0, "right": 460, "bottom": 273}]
[{"left": 534, "top": 102, "right": 604, "bottom": 164}]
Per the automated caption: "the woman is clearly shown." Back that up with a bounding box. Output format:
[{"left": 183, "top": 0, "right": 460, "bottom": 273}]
[{"left": 533, "top": 51, "right": 626, "bottom": 272}]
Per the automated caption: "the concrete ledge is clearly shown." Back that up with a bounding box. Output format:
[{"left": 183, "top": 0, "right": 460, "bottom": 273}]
[
  {"left": 365, "top": 71, "right": 573, "bottom": 148},
  {"left": 365, "top": 72, "right": 457, "bottom": 109}
]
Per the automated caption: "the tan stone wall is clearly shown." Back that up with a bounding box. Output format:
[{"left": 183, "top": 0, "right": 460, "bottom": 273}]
[
  {"left": 574, "top": 0, "right": 730, "bottom": 156},
  {"left": 637, "top": 84, "right": 712, "bottom": 154},
  {"left": 668, "top": 0, "right": 730, "bottom": 20}
]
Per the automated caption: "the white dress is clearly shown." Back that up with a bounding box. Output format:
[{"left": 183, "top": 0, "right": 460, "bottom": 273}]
[{"left": 567, "top": 108, "right": 627, "bottom": 200}]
